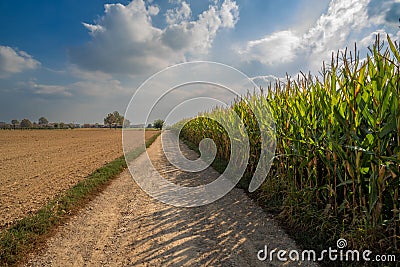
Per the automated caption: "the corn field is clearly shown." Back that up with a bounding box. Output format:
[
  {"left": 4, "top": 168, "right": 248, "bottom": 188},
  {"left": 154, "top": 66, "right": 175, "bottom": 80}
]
[{"left": 178, "top": 35, "right": 400, "bottom": 254}]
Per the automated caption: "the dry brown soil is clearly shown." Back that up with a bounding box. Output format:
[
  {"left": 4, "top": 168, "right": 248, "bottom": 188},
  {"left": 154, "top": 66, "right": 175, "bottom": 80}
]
[
  {"left": 0, "top": 129, "right": 156, "bottom": 230},
  {"left": 25, "top": 133, "right": 318, "bottom": 267}
]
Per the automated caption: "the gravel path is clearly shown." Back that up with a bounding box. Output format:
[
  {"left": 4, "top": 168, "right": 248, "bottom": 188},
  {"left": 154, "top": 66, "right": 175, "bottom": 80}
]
[{"left": 25, "top": 133, "right": 318, "bottom": 267}]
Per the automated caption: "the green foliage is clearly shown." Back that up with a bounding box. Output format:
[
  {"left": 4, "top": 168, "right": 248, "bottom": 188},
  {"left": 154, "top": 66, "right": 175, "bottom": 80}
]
[
  {"left": 104, "top": 111, "right": 124, "bottom": 128},
  {"left": 20, "top": 119, "right": 32, "bottom": 128},
  {"left": 178, "top": 35, "right": 400, "bottom": 255},
  {"left": 38, "top": 117, "right": 48, "bottom": 125},
  {"left": 153, "top": 119, "right": 165, "bottom": 130}
]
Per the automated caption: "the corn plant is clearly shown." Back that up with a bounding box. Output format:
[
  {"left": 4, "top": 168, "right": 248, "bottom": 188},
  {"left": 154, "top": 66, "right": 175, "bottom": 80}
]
[{"left": 177, "top": 35, "right": 399, "bottom": 254}]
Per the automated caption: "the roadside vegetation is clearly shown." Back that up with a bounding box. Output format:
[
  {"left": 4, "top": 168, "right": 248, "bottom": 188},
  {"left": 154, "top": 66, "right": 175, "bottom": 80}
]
[
  {"left": 178, "top": 35, "right": 399, "bottom": 258},
  {"left": 0, "top": 132, "right": 160, "bottom": 266}
]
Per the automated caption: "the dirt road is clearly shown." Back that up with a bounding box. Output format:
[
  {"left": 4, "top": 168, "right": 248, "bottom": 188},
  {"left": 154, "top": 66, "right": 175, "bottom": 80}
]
[{"left": 25, "top": 133, "right": 317, "bottom": 266}]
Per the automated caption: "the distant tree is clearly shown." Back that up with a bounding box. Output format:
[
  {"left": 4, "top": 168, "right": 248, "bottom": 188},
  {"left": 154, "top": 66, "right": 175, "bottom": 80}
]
[
  {"left": 38, "top": 117, "right": 49, "bottom": 126},
  {"left": 20, "top": 119, "right": 33, "bottom": 128},
  {"left": 11, "top": 119, "right": 19, "bottom": 129},
  {"left": 123, "top": 118, "right": 131, "bottom": 128},
  {"left": 104, "top": 111, "right": 124, "bottom": 129},
  {"left": 113, "top": 111, "right": 124, "bottom": 127},
  {"left": 59, "top": 122, "right": 65, "bottom": 129},
  {"left": 153, "top": 119, "right": 164, "bottom": 130},
  {"left": 104, "top": 113, "right": 117, "bottom": 129},
  {"left": 147, "top": 123, "right": 152, "bottom": 128}
]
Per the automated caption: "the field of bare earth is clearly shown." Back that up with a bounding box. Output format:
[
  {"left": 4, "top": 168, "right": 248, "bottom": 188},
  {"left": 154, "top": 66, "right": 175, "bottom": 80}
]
[
  {"left": 25, "top": 132, "right": 318, "bottom": 267},
  {"left": 0, "top": 129, "right": 157, "bottom": 230}
]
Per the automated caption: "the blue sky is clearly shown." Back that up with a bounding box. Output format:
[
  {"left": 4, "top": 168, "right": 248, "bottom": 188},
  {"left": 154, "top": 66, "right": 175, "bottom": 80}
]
[{"left": 0, "top": 0, "right": 399, "bottom": 124}]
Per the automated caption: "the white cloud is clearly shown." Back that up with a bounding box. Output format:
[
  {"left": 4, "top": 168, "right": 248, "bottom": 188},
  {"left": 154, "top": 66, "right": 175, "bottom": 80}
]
[
  {"left": 301, "top": 0, "right": 371, "bottom": 71},
  {"left": 251, "top": 75, "right": 283, "bottom": 89},
  {"left": 303, "top": 0, "right": 369, "bottom": 51},
  {"left": 358, "top": 29, "right": 400, "bottom": 55},
  {"left": 165, "top": 1, "right": 191, "bottom": 24},
  {"left": 220, "top": 0, "right": 239, "bottom": 28},
  {"left": 70, "top": 0, "right": 239, "bottom": 75},
  {"left": 69, "top": 65, "right": 113, "bottom": 81},
  {"left": 147, "top": 4, "right": 160, "bottom": 16},
  {"left": 300, "top": 0, "right": 370, "bottom": 70},
  {"left": 68, "top": 66, "right": 130, "bottom": 97},
  {"left": 238, "top": 0, "right": 399, "bottom": 74},
  {"left": 163, "top": 0, "right": 239, "bottom": 56},
  {"left": 22, "top": 81, "right": 71, "bottom": 97},
  {"left": 367, "top": 0, "right": 400, "bottom": 26},
  {"left": 18, "top": 67, "right": 128, "bottom": 98},
  {"left": 82, "top": 23, "right": 105, "bottom": 36},
  {"left": 71, "top": 79, "right": 128, "bottom": 97},
  {"left": 359, "top": 29, "right": 388, "bottom": 48},
  {"left": 0, "top": 46, "right": 40, "bottom": 77},
  {"left": 240, "top": 31, "right": 300, "bottom": 65}
]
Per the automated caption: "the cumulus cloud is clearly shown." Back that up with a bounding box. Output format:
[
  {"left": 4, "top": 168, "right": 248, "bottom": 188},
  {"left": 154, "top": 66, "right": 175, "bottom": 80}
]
[
  {"left": 359, "top": 29, "right": 388, "bottom": 48},
  {"left": 241, "top": 0, "right": 399, "bottom": 74},
  {"left": 303, "top": 0, "right": 369, "bottom": 51},
  {"left": 70, "top": 0, "right": 239, "bottom": 75},
  {"left": 71, "top": 79, "right": 127, "bottom": 97},
  {"left": 219, "top": 0, "right": 239, "bottom": 28},
  {"left": 165, "top": 1, "right": 191, "bottom": 24},
  {"left": 162, "top": 0, "right": 238, "bottom": 55},
  {"left": 69, "top": 65, "right": 113, "bottom": 81},
  {"left": 16, "top": 66, "right": 128, "bottom": 98},
  {"left": 240, "top": 31, "right": 300, "bottom": 65},
  {"left": 0, "top": 46, "right": 40, "bottom": 77},
  {"left": 251, "top": 75, "right": 283, "bottom": 89},
  {"left": 300, "top": 0, "right": 371, "bottom": 70},
  {"left": 17, "top": 81, "right": 72, "bottom": 97},
  {"left": 67, "top": 66, "right": 130, "bottom": 97},
  {"left": 31, "top": 83, "right": 72, "bottom": 97},
  {"left": 367, "top": 0, "right": 400, "bottom": 25}
]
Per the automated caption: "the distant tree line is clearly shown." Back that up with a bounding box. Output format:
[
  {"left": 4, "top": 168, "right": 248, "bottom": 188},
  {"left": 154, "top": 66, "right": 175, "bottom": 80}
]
[
  {"left": 0, "top": 117, "right": 80, "bottom": 130},
  {"left": 1, "top": 112, "right": 164, "bottom": 130},
  {"left": 103, "top": 112, "right": 165, "bottom": 129}
]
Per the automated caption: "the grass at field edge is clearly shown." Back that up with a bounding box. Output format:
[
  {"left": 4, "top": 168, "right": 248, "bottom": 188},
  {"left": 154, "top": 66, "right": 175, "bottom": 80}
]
[{"left": 0, "top": 132, "right": 160, "bottom": 266}]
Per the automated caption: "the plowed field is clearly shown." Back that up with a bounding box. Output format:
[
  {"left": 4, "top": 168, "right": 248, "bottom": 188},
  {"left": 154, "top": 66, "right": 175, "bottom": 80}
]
[{"left": 0, "top": 129, "right": 156, "bottom": 230}]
